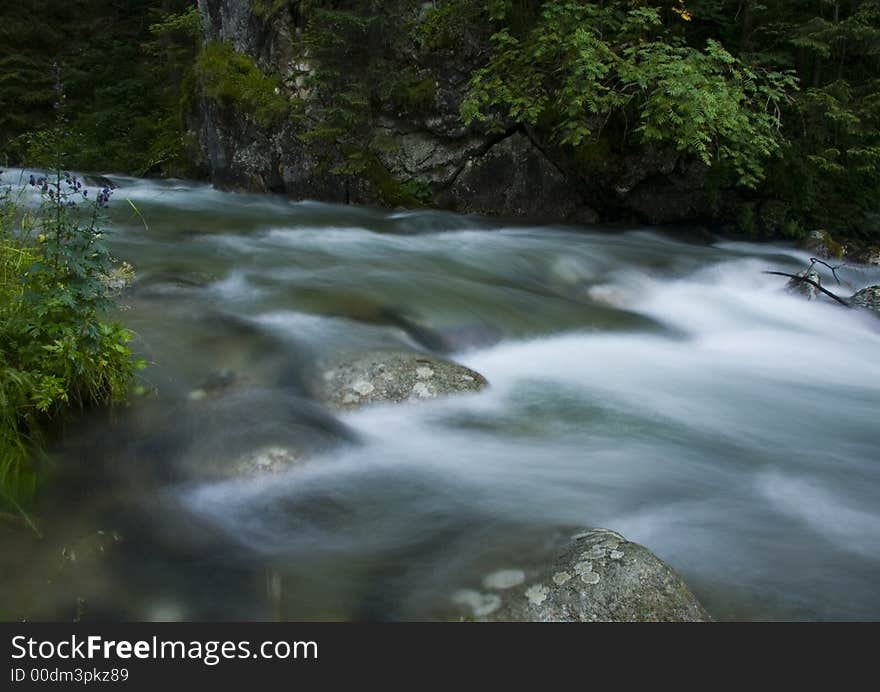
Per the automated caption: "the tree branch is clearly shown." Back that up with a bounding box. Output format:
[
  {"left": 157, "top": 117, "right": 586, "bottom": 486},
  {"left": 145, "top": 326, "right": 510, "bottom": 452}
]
[{"left": 764, "top": 271, "right": 851, "bottom": 307}]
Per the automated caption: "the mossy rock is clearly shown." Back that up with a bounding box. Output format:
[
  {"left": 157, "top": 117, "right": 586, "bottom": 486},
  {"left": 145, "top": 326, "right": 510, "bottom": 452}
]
[
  {"left": 360, "top": 153, "right": 432, "bottom": 207},
  {"left": 196, "top": 41, "right": 288, "bottom": 126},
  {"left": 798, "top": 230, "right": 844, "bottom": 260}
]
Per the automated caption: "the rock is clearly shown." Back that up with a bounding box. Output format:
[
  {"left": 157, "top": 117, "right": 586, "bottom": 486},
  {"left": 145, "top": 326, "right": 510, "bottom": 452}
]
[
  {"left": 456, "top": 529, "right": 709, "bottom": 622},
  {"left": 101, "top": 261, "right": 135, "bottom": 296},
  {"left": 798, "top": 230, "right": 844, "bottom": 259},
  {"left": 482, "top": 569, "right": 527, "bottom": 590},
  {"left": 188, "top": 369, "right": 250, "bottom": 401},
  {"left": 231, "top": 445, "right": 303, "bottom": 477},
  {"left": 846, "top": 245, "right": 880, "bottom": 266},
  {"left": 849, "top": 285, "right": 880, "bottom": 315},
  {"left": 312, "top": 349, "right": 487, "bottom": 411},
  {"left": 83, "top": 174, "right": 118, "bottom": 190},
  {"left": 440, "top": 132, "right": 598, "bottom": 222},
  {"left": 787, "top": 268, "right": 821, "bottom": 300},
  {"left": 154, "top": 388, "right": 358, "bottom": 482},
  {"left": 191, "top": 2, "right": 715, "bottom": 226}
]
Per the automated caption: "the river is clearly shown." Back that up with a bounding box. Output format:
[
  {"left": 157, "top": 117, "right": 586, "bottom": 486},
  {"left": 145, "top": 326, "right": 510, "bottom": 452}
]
[{"left": 3, "top": 171, "right": 880, "bottom": 621}]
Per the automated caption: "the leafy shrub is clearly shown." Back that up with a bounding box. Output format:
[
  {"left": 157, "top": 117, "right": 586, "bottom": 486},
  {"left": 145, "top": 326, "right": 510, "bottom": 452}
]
[
  {"left": 461, "top": 1, "right": 797, "bottom": 188},
  {"left": 0, "top": 170, "right": 145, "bottom": 516}
]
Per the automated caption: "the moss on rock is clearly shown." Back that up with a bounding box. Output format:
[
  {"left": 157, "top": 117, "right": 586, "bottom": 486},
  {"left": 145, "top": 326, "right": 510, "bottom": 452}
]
[{"left": 196, "top": 41, "right": 288, "bottom": 126}]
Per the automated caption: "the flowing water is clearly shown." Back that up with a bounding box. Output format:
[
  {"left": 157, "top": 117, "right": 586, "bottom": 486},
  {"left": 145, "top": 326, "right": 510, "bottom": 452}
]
[{"left": 3, "top": 171, "right": 880, "bottom": 621}]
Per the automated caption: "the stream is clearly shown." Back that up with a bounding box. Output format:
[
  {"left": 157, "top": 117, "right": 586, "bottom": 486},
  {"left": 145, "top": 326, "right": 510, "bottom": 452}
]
[{"left": 3, "top": 171, "right": 880, "bottom": 621}]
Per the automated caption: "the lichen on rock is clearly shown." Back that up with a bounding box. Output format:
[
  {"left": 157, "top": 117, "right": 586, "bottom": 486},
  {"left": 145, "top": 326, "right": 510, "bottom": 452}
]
[
  {"left": 850, "top": 285, "right": 880, "bottom": 315},
  {"left": 453, "top": 528, "right": 709, "bottom": 622},
  {"left": 311, "top": 349, "right": 488, "bottom": 411}
]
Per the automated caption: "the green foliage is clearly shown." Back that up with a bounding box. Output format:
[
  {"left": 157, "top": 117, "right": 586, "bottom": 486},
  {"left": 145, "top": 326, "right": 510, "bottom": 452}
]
[
  {"left": 0, "top": 174, "right": 144, "bottom": 512},
  {"left": 378, "top": 76, "right": 438, "bottom": 117},
  {"left": 359, "top": 153, "right": 433, "bottom": 206},
  {"left": 761, "top": 1, "right": 880, "bottom": 238},
  {"left": 413, "top": 0, "right": 490, "bottom": 51},
  {"left": 462, "top": 1, "right": 797, "bottom": 187},
  {"left": 294, "top": 1, "right": 439, "bottom": 204},
  {"left": 143, "top": 6, "right": 203, "bottom": 175},
  {"left": 3, "top": 0, "right": 878, "bottom": 239},
  {"left": 296, "top": 3, "right": 379, "bottom": 145},
  {"left": 684, "top": 0, "right": 880, "bottom": 238},
  {"left": 197, "top": 42, "right": 289, "bottom": 126},
  {"left": 0, "top": 2, "right": 199, "bottom": 176},
  {"left": 252, "top": 0, "right": 293, "bottom": 19}
]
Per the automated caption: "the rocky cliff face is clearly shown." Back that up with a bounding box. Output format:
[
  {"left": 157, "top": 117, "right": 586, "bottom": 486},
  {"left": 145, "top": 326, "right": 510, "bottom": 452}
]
[{"left": 192, "top": 1, "right": 718, "bottom": 225}]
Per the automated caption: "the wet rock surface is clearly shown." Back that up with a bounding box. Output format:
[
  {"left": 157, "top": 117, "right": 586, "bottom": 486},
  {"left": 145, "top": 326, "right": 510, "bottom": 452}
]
[
  {"left": 787, "top": 268, "right": 822, "bottom": 300},
  {"left": 798, "top": 230, "right": 844, "bottom": 259},
  {"left": 439, "top": 131, "right": 598, "bottom": 222},
  {"left": 850, "top": 285, "right": 880, "bottom": 315},
  {"left": 156, "top": 388, "right": 358, "bottom": 481},
  {"left": 313, "top": 349, "right": 488, "bottom": 411},
  {"left": 454, "top": 529, "right": 709, "bottom": 622},
  {"left": 847, "top": 246, "right": 880, "bottom": 266}
]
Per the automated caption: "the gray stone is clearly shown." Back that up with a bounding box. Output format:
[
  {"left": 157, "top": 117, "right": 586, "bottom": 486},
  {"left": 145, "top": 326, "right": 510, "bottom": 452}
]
[
  {"left": 441, "top": 132, "right": 598, "bottom": 222},
  {"left": 231, "top": 446, "right": 304, "bottom": 477},
  {"left": 846, "top": 246, "right": 880, "bottom": 266},
  {"left": 850, "top": 285, "right": 880, "bottom": 315},
  {"left": 312, "top": 349, "right": 487, "bottom": 411},
  {"left": 462, "top": 529, "right": 709, "bottom": 622},
  {"left": 787, "top": 268, "right": 822, "bottom": 300},
  {"left": 798, "top": 230, "right": 844, "bottom": 259}
]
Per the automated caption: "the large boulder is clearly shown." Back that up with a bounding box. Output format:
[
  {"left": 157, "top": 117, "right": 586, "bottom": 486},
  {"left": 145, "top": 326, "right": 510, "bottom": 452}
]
[
  {"left": 850, "top": 285, "right": 880, "bottom": 315},
  {"left": 312, "top": 349, "right": 488, "bottom": 411},
  {"left": 453, "top": 529, "right": 709, "bottom": 622}
]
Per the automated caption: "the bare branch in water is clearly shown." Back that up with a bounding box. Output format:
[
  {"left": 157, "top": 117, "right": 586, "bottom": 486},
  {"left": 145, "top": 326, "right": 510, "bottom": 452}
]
[
  {"left": 764, "top": 271, "right": 851, "bottom": 307},
  {"left": 808, "top": 257, "right": 846, "bottom": 286}
]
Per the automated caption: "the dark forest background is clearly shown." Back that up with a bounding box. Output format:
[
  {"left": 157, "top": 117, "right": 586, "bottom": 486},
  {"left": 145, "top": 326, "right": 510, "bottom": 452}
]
[{"left": 1, "top": 1, "right": 878, "bottom": 240}]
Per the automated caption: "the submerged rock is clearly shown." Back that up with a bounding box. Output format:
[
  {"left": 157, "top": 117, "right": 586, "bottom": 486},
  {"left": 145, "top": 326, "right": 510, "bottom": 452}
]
[
  {"left": 456, "top": 529, "right": 708, "bottom": 622},
  {"left": 187, "top": 369, "right": 251, "bottom": 401},
  {"left": 850, "top": 285, "right": 880, "bottom": 315},
  {"left": 369, "top": 308, "right": 502, "bottom": 354},
  {"left": 313, "top": 349, "right": 488, "bottom": 411},
  {"left": 154, "top": 388, "right": 358, "bottom": 481},
  {"left": 787, "top": 268, "right": 821, "bottom": 300},
  {"left": 230, "top": 446, "right": 304, "bottom": 477}
]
